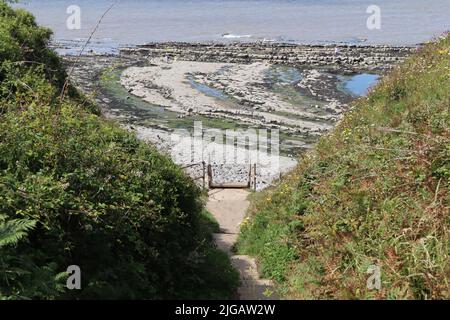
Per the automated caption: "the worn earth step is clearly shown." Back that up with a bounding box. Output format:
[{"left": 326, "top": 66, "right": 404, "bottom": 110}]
[
  {"left": 238, "top": 279, "right": 278, "bottom": 300},
  {"left": 207, "top": 189, "right": 277, "bottom": 300},
  {"left": 206, "top": 189, "right": 248, "bottom": 234},
  {"left": 230, "top": 255, "right": 260, "bottom": 280},
  {"left": 213, "top": 233, "right": 237, "bottom": 255}
]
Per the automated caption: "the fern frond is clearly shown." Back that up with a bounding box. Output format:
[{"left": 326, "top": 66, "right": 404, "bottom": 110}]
[{"left": 0, "top": 219, "right": 36, "bottom": 248}]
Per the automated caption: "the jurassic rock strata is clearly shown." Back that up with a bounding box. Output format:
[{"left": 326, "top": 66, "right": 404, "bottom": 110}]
[
  {"left": 120, "top": 60, "right": 334, "bottom": 136},
  {"left": 121, "top": 42, "right": 415, "bottom": 71}
]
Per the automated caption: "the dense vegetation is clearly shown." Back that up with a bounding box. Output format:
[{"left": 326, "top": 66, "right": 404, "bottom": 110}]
[
  {"left": 238, "top": 34, "right": 449, "bottom": 299},
  {"left": 0, "top": 2, "right": 238, "bottom": 299}
]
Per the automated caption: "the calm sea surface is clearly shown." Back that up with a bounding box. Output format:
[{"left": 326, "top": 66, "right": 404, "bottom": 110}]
[{"left": 15, "top": 0, "right": 450, "bottom": 50}]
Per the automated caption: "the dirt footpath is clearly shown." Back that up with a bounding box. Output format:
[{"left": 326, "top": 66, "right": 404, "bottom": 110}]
[{"left": 206, "top": 189, "right": 277, "bottom": 300}]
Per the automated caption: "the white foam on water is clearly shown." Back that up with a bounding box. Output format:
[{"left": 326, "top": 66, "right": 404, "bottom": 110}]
[
  {"left": 222, "top": 33, "right": 253, "bottom": 39},
  {"left": 15, "top": 0, "right": 450, "bottom": 47}
]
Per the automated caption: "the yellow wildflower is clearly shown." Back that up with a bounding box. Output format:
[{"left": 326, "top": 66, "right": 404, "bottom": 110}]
[{"left": 240, "top": 217, "right": 251, "bottom": 227}]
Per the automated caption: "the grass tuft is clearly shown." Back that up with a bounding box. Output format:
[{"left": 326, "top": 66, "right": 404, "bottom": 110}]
[{"left": 237, "top": 34, "right": 450, "bottom": 300}]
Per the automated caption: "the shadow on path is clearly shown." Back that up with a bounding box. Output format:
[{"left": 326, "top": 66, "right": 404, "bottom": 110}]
[{"left": 206, "top": 189, "right": 278, "bottom": 300}]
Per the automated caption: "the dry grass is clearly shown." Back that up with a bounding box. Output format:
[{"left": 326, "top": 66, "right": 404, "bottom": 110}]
[{"left": 237, "top": 34, "right": 449, "bottom": 300}]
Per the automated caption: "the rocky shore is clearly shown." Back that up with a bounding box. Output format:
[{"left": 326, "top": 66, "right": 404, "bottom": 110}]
[
  {"left": 64, "top": 41, "right": 413, "bottom": 189},
  {"left": 121, "top": 42, "right": 415, "bottom": 71},
  {"left": 120, "top": 60, "right": 334, "bottom": 136}
]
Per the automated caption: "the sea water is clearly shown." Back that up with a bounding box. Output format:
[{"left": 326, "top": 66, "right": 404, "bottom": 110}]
[
  {"left": 15, "top": 0, "right": 450, "bottom": 52},
  {"left": 341, "top": 74, "right": 381, "bottom": 96}
]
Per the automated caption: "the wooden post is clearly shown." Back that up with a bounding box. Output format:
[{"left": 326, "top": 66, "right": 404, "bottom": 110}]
[
  {"left": 253, "top": 163, "right": 257, "bottom": 191},
  {"left": 202, "top": 161, "right": 206, "bottom": 189},
  {"left": 207, "top": 164, "right": 212, "bottom": 189},
  {"left": 248, "top": 164, "right": 252, "bottom": 189}
]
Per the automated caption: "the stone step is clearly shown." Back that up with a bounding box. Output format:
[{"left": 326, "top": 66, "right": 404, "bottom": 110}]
[
  {"left": 207, "top": 189, "right": 278, "bottom": 300},
  {"left": 213, "top": 233, "right": 237, "bottom": 255},
  {"left": 238, "top": 279, "right": 278, "bottom": 300},
  {"left": 230, "top": 255, "right": 260, "bottom": 280}
]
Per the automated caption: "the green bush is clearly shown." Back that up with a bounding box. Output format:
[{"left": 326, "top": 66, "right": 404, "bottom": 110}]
[{"left": 0, "top": 2, "right": 237, "bottom": 299}]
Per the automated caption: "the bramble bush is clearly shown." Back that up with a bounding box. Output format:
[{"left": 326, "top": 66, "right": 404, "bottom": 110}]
[{"left": 0, "top": 2, "right": 238, "bottom": 299}]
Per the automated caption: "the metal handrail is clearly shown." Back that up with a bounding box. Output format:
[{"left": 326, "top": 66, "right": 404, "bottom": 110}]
[
  {"left": 207, "top": 163, "right": 257, "bottom": 190},
  {"left": 181, "top": 162, "right": 258, "bottom": 190},
  {"left": 181, "top": 161, "right": 206, "bottom": 189}
]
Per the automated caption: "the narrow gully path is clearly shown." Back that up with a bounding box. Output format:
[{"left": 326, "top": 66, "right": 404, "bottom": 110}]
[{"left": 206, "top": 189, "right": 277, "bottom": 300}]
